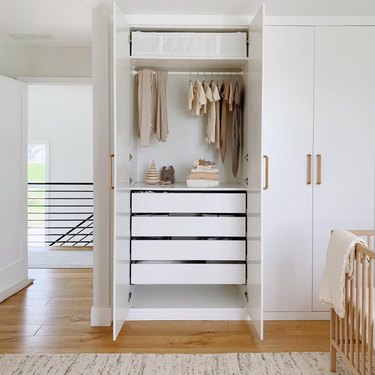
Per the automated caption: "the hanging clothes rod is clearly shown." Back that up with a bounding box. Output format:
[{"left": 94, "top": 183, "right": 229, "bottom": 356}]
[{"left": 131, "top": 70, "right": 243, "bottom": 76}]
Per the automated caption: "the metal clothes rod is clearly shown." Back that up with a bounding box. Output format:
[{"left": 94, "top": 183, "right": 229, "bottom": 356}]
[{"left": 131, "top": 70, "right": 243, "bottom": 76}]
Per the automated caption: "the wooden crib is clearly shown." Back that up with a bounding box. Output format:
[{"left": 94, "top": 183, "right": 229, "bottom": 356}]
[{"left": 331, "top": 230, "right": 375, "bottom": 375}]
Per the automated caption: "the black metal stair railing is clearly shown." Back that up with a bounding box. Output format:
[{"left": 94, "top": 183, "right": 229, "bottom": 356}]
[{"left": 28, "top": 182, "right": 93, "bottom": 247}]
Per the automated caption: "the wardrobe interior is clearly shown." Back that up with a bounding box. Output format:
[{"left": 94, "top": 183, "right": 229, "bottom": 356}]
[{"left": 112, "top": 7, "right": 263, "bottom": 341}]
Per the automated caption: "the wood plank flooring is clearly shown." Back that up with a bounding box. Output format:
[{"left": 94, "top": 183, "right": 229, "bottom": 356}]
[{"left": 0, "top": 269, "right": 330, "bottom": 354}]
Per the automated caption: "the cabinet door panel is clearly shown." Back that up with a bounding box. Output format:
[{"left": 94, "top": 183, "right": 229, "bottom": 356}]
[
  {"left": 0, "top": 76, "right": 28, "bottom": 302},
  {"left": 263, "top": 26, "right": 315, "bottom": 311},
  {"left": 313, "top": 26, "right": 375, "bottom": 310},
  {"left": 112, "top": 2, "right": 131, "bottom": 340}
]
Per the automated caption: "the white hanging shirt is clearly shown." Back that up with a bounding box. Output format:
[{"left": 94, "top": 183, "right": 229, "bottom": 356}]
[
  {"left": 204, "top": 82, "right": 216, "bottom": 144},
  {"left": 191, "top": 80, "right": 206, "bottom": 116},
  {"left": 187, "top": 80, "right": 194, "bottom": 111}
]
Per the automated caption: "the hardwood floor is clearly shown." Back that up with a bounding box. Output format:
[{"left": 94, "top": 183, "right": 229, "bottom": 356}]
[{"left": 0, "top": 269, "right": 330, "bottom": 354}]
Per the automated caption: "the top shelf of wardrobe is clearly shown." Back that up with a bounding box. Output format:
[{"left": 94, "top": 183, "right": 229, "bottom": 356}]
[{"left": 130, "top": 57, "right": 248, "bottom": 72}]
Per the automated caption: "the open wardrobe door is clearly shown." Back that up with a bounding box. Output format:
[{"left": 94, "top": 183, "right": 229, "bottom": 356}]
[
  {"left": 242, "top": 4, "right": 265, "bottom": 340},
  {"left": 112, "top": 0, "right": 132, "bottom": 340}
]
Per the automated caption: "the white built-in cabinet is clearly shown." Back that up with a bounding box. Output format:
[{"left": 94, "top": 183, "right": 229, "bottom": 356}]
[
  {"left": 102, "top": 2, "right": 375, "bottom": 339},
  {"left": 111, "top": 2, "right": 265, "bottom": 341},
  {"left": 312, "top": 26, "right": 375, "bottom": 310},
  {"left": 263, "top": 26, "right": 375, "bottom": 315},
  {"left": 263, "top": 26, "right": 315, "bottom": 313}
]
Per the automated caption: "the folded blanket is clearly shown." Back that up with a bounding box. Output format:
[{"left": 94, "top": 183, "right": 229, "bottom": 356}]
[
  {"left": 191, "top": 168, "right": 219, "bottom": 174},
  {"left": 319, "top": 229, "right": 366, "bottom": 318},
  {"left": 187, "top": 173, "right": 219, "bottom": 180},
  {"left": 186, "top": 179, "right": 220, "bottom": 188},
  {"left": 196, "top": 165, "right": 215, "bottom": 171}
]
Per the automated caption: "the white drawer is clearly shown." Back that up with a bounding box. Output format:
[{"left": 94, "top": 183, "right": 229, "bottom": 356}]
[
  {"left": 132, "top": 240, "right": 246, "bottom": 261},
  {"left": 131, "top": 216, "right": 246, "bottom": 237},
  {"left": 131, "top": 263, "right": 245, "bottom": 284},
  {"left": 131, "top": 192, "right": 245, "bottom": 214}
]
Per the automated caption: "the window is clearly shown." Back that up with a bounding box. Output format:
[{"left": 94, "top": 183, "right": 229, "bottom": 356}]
[{"left": 28, "top": 141, "right": 49, "bottom": 247}]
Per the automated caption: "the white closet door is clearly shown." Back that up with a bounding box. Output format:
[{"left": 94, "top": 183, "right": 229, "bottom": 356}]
[
  {"left": 243, "top": 4, "right": 264, "bottom": 340},
  {"left": 0, "top": 76, "right": 29, "bottom": 302},
  {"left": 112, "top": 1, "right": 132, "bottom": 340},
  {"left": 263, "top": 26, "right": 314, "bottom": 312},
  {"left": 313, "top": 26, "right": 375, "bottom": 310}
]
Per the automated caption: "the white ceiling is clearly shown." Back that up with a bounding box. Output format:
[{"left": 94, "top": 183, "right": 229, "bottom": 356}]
[{"left": 0, "top": 0, "right": 375, "bottom": 47}]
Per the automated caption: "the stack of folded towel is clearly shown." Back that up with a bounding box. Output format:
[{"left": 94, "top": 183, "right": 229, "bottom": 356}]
[{"left": 186, "top": 159, "right": 220, "bottom": 188}]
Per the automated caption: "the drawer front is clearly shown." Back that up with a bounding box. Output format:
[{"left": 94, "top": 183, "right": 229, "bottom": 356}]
[
  {"left": 131, "top": 263, "right": 245, "bottom": 284},
  {"left": 132, "top": 216, "right": 246, "bottom": 237},
  {"left": 132, "top": 240, "right": 246, "bottom": 261},
  {"left": 132, "top": 192, "right": 245, "bottom": 214}
]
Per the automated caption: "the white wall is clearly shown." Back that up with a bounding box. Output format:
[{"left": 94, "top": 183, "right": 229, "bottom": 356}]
[
  {"left": 28, "top": 85, "right": 93, "bottom": 182},
  {"left": 0, "top": 45, "right": 91, "bottom": 79}
]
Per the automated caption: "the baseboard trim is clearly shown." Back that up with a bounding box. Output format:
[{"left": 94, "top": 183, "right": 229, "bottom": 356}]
[
  {"left": 0, "top": 278, "right": 34, "bottom": 303},
  {"left": 127, "top": 308, "right": 250, "bottom": 321},
  {"left": 91, "top": 306, "right": 112, "bottom": 326},
  {"left": 264, "top": 311, "right": 330, "bottom": 320}
]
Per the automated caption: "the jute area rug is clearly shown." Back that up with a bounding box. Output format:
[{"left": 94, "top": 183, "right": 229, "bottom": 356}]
[{"left": 0, "top": 352, "right": 350, "bottom": 375}]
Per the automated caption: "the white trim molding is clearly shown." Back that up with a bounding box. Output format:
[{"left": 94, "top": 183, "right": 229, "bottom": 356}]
[
  {"left": 265, "top": 16, "right": 375, "bottom": 26},
  {"left": 16, "top": 77, "right": 92, "bottom": 85},
  {"left": 91, "top": 307, "right": 112, "bottom": 326},
  {"left": 264, "top": 311, "right": 330, "bottom": 320},
  {"left": 0, "top": 278, "right": 34, "bottom": 304}
]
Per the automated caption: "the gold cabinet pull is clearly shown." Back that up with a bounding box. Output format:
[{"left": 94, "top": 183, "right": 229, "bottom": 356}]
[
  {"left": 316, "top": 154, "right": 322, "bottom": 185},
  {"left": 110, "top": 154, "right": 114, "bottom": 190},
  {"left": 307, "top": 154, "right": 312, "bottom": 185},
  {"left": 263, "top": 155, "right": 269, "bottom": 190}
]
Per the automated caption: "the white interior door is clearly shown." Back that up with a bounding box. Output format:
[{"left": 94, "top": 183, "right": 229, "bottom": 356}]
[
  {"left": 0, "top": 75, "right": 30, "bottom": 302},
  {"left": 243, "top": 4, "right": 264, "bottom": 340},
  {"left": 313, "top": 26, "right": 375, "bottom": 310},
  {"left": 263, "top": 26, "right": 314, "bottom": 312},
  {"left": 112, "top": 1, "right": 132, "bottom": 340}
]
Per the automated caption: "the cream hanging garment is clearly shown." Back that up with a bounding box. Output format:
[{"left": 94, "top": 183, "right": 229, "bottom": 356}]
[
  {"left": 155, "top": 71, "right": 168, "bottom": 142},
  {"left": 137, "top": 68, "right": 157, "bottom": 147}
]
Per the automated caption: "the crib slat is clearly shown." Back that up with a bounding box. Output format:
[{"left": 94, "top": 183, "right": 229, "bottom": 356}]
[
  {"left": 361, "top": 254, "right": 366, "bottom": 375},
  {"left": 356, "top": 250, "right": 360, "bottom": 371},
  {"left": 350, "top": 275, "right": 354, "bottom": 365},
  {"left": 344, "top": 276, "right": 348, "bottom": 357},
  {"left": 330, "top": 308, "right": 337, "bottom": 373},
  {"left": 368, "top": 258, "right": 373, "bottom": 375}
]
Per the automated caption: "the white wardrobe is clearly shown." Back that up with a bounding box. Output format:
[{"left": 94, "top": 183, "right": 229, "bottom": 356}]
[
  {"left": 111, "top": 3, "right": 265, "bottom": 340},
  {"left": 92, "top": 1, "right": 375, "bottom": 338},
  {"left": 263, "top": 25, "right": 375, "bottom": 317}
]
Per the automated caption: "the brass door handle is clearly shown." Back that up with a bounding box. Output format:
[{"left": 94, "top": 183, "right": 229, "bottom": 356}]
[
  {"left": 263, "top": 155, "right": 269, "bottom": 190},
  {"left": 110, "top": 154, "right": 114, "bottom": 190},
  {"left": 316, "top": 154, "right": 322, "bottom": 185},
  {"left": 307, "top": 154, "right": 312, "bottom": 185}
]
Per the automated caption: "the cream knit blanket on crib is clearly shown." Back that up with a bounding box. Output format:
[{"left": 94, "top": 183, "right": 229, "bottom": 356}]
[{"left": 319, "top": 229, "right": 366, "bottom": 318}]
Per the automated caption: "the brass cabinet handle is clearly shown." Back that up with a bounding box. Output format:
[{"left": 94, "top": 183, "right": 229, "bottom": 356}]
[
  {"left": 307, "top": 154, "right": 312, "bottom": 185},
  {"left": 263, "top": 155, "right": 269, "bottom": 190},
  {"left": 110, "top": 154, "right": 114, "bottom": 190},
  {"left": 316, "top": 154, "right": 322, "bottom": 185}
]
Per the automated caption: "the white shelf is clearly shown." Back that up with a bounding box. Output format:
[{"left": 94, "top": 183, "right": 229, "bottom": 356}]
[
  {"left": 119, "top": 182, "right": 246, "bottom": 191},
  {"left": 130, "top": 285, "right": 246, "bottom": 309},
  {"left": 130, "top": 57, "right": 247, "bottom": 72}
]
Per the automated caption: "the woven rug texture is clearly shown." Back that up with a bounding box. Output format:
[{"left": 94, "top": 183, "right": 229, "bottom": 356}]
[{"left": 0, "top": 352, "right": 350, "bottom": 375}]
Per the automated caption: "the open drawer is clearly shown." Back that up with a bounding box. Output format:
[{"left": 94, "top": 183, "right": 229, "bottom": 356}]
[
  {"left": 131, "top": 263, "right": 246, "bottom": 285},
  {"left": 131, "top": 192, "right": 246, "bottom": 214},
  {"left": 131, "top": 240, "right": 246, "bottom": 261},
  {"left": 131, "top": 216, "right": 246, "bottom": 237}
]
